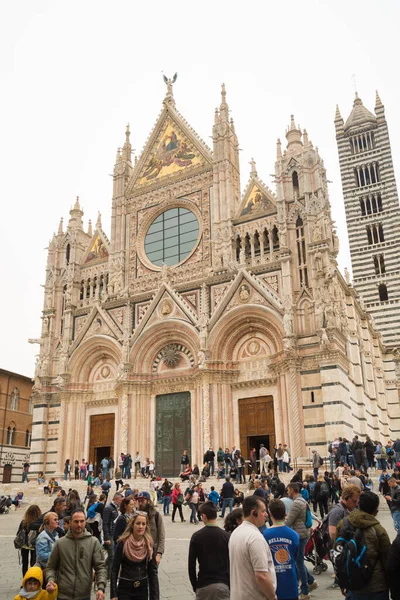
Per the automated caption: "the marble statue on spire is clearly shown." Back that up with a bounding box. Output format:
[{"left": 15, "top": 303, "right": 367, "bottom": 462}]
[{"left": 163, "top": 72, "right": 178, "bottom": 99}]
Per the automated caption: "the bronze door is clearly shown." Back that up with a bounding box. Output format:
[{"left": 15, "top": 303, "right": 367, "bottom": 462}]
[
  {"left": 239, "top": 396, "right": 275, "bottom": 459},
  {"left": 156, "top": 392, "right": 191, "bottom": 477},
  {"left": 89, "top": 413, "right": 115, "bottom": 473}
]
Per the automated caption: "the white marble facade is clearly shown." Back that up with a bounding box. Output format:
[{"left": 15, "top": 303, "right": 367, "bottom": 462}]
[{"left": 30, "top": 81, "right": 400, "bottom": 476}]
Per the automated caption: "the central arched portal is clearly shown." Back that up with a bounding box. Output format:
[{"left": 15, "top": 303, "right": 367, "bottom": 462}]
[
  {"left": 239, "top": 396, "right": 276, "bottom": 459},
  {"left": 155, "top": 392, "right": 191, "bottom": 476}
]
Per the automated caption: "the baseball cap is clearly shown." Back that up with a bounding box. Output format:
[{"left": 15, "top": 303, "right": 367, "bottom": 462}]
[{"left": 135, "top": 491, "right": 151, "bottom": 499}]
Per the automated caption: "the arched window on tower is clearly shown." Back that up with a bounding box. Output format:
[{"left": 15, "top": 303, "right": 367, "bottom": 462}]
[
  {"left": 373, "top": 255, "right": 386, "bottom": 275},
  {"left": 7, "top": 423, "right": 16, "bottom": 445},
  {"left": 360, "top": 198, "right": 366, "bottom": 216},
  {"left": 10, "top": 388, "right": 19, "bottom": 411},
  {"left": 379, "top": 283, "right": 388, "bottom": 302},
  {"left": 99, "top": 274, "right": 104, "bottom": 298},
  {"left": 66, "top": 243, "right": 71, "bottom": 265},
  {"left": 244, "top": 233, "right": 251, "bottom": 259},
  {"left": 254, "top": 231, "right": 260, "bottom": 257},
  {"left": 25, "top": 429, "right": 31, "bottom": 447},
  {"left": 378, "top": 223, "right": 384, "bottom": 243},
  {"left": 272, "top": 226, "right": 280, "bottom": 251},
  {"left": 263, "top": 229, "right": 270, "bottom": 254},
  {"left": 235, "top": 235, "right": 241, "bottom": 262},
  {"left": 292, "top": 171, "right": 299, "bottom": 197},
  {"left": 296, "top": 216, "right": 308, "bottom": 288}
]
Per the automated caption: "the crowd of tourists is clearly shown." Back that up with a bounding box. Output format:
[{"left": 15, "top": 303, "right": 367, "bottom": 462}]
[{"left": 11, "top": 436, "right": 400, "bottom": 600}]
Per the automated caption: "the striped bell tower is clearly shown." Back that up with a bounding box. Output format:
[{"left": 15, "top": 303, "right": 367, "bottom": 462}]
[{"left": 335, "top": 91, "right": 400, "bottom": 348}]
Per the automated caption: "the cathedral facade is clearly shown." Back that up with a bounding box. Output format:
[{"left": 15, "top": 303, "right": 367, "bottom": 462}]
[{"left": 30, "top": 82, "right": 400, "bottom": 476}]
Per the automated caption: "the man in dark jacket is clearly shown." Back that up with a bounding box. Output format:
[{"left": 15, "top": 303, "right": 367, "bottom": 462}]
[
  {"left": 103, "top": 492, "right": 123, "bottom": 579},
  {"left": 188, "top": 501, "right": 230, "bottom": 598},
  {"left": 204, "top": 447, "right": 215, "bottom": 476},
  {"left": 385, "top": 476, "right": 400, "bottom": 533},
  {"left": 336, "top": 491, "right": 391, "bottom": 598},
  {"left": 30, "top": 497, "right": 66, "bottom": 537},
  {"left": 393, "top": 438, "right": 400, "bottom": 466},
  {"left": 387, "top": 531, "right": 400, "bottom": 600},
  {"left": 219, "top": 477, "right": 234, "bottom": 518}
]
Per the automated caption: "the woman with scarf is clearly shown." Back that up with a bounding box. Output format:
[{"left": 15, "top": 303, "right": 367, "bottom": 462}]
[{"left": 111, "top": 511, "right": 153, "bottom": 600}]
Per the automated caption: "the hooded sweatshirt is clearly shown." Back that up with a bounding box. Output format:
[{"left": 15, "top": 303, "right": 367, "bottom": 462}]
[
  {"left": 46, "top": 529, "right": 107, "bottom": 600},
  {"left": 14, "top": 566, "right": 58, "bottom": 600},
  {"left": 337, "top": 510, "right": 391, "bottom": 594}
]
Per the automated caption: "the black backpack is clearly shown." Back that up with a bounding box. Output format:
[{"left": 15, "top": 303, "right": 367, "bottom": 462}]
[
  {"left": 316, "top": 514, "right": 331, "bottom": 558},
  {"left": 320, "top": 482, "right": 330, "bottom": 498},
  {"left": 330, "top": 517, "right": 375, "bottom": 591}
]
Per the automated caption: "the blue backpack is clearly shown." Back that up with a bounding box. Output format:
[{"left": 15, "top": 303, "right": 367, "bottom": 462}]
[
  {"left": 331, "top": 517, "right": 375, "bottom": 591},
  {"left": 87, "top": 502, "right": 99, "bottom": 519}
]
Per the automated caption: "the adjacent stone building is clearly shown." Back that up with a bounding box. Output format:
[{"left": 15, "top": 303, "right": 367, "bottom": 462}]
[
  {"left": 0, "top": 369, "right": 33, "bottom": 483},
  {"left": 335, "top": 92, "right": 400, "bottom": 349},
  {"left": 30, "top": 81, "right": 400, "bottom": 477}
]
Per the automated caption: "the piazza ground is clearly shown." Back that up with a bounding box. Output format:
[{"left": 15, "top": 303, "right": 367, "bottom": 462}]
[{"left": 0, "top": 473, "right": 398, "bottom": 599}]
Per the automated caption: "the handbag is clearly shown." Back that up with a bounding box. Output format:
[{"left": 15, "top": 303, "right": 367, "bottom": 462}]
[{"left": 177, "top": 493, "right": 184, "bottom": 506}]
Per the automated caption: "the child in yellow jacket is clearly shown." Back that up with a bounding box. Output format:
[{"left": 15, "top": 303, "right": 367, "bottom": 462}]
[{"left": 14, "top": 566, "right": 57, "bottom": 600}]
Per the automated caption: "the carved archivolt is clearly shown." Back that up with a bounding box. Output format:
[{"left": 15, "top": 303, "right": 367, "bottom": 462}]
[
  {"left": 68, "top": 336, "right": 121, "bottom": 383},
  {"left": 152, "top": 343, "right": 195, "bottom": 373},
  {"left": 208, "top": 305, "right": 284, "bottom": 362}
]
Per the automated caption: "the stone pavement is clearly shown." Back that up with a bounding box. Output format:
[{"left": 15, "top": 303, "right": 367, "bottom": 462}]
[{"left": 0, "top": 475, "right": 397, "bottom": 599}]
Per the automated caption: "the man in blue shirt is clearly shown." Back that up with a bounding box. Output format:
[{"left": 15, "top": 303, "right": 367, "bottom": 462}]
[{"left": 263, "top": 499, "right": 299, "bottom": 600}]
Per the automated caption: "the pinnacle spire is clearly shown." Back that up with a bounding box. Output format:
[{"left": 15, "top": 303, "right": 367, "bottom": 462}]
[
  {"left": 276, "top": 138, "right": 282, "bottom": 159},
  {"left": 58, "top": 217, "right": 63, "bottom": 235},
  {"left": 219, "top": 83, "right": 229, "bottom": 121},
  {"left": 96, "top": 212, "right": 102, "bottom": 230},
  {"left": 68, "top": 196, "right": 83, "bottom": 230},
  {"left": 87, "top": 219, "right": 92, "bottom": 236},
  {"left": 122, "top": 123, "right": 132, "bottom": 162},
  {"left": 335, "top": 104, "right": 343, "bottom": 121},
  {"left": 375, "top": 90, "right": 382, "bottom": 106},
  {"left": 285, "top": 115, "right": 302, "bottom": 152},
  {"left": 303, "top": 129, "right": 309, "bottom": 148}
]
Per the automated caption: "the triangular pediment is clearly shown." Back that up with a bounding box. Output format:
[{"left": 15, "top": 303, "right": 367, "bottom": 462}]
[
  {"left": 236, "top": 176, "right": 276, "bottom": 222},
  {"left": 285, "top": 156, "right": 301, "bottom": 173},
  {"left": 131, "top": 282, "right": 198, "bottom": 344},
  {"left": 209, "top": 269, "right": 284, "bottom": 331},
  {"left": 70, "top": 304, "right": 122, "bottom": 354},
  {"left": 126, "top": 103, "right": 213, "bottom": 193},
  {"left": 82, "top": 230, "right": 109, "bottom": 265}
]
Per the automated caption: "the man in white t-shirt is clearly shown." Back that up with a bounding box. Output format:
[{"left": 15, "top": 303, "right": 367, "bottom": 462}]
[{"left": 229, "top": 496, "right": 277, "bottom": 600}]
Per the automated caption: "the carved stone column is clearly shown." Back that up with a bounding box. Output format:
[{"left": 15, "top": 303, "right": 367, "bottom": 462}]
[
  {"left": 202, "top": 379, "right": 211, "bottom": 451},
  {"left": 120, "top": 394, "right": 128, "bottom": 455},
  {"left": 288, "top": 361, "right": 303, "bottom": 457}
]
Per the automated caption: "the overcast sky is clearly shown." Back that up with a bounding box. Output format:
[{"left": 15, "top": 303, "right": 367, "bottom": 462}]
[{"left": 1, "top": 0, "right": 399, "bottom": 377}]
